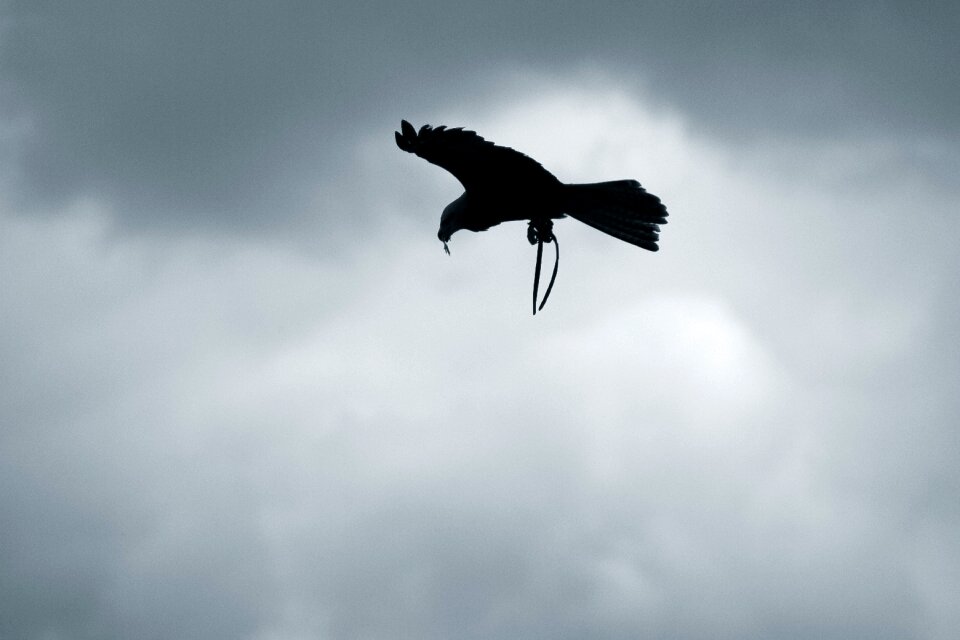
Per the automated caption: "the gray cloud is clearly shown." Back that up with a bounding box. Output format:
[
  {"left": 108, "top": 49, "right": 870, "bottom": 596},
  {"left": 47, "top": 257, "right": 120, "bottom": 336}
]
[
  {"left": 2, "top": 3, "right": 959, "bottom": 638},
  {"left": 2, "top": 78, "right": 958, "bottom": 639},
  {"left": 1, "top": 1, "right": 957, "bottom": 234}
]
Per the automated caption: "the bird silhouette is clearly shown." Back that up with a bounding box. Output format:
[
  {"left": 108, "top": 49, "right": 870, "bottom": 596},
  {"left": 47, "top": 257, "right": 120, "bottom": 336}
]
[{"left": 395, "top": 120, "right": 668, "bottom": 313}]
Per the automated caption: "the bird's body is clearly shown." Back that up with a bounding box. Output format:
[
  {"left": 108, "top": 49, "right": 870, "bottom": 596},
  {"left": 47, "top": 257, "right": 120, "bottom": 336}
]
[
  {"left": 395, "top": 120, "right": 668, "bottom": 311},
  {"left": 439, "top": 183, "right": 564, "bottom": 234}
]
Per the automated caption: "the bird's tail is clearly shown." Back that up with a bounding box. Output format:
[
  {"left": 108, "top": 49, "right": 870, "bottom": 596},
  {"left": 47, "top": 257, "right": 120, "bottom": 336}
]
[{"left": 562, "top": 180, "right": 668, "bottom": 251}]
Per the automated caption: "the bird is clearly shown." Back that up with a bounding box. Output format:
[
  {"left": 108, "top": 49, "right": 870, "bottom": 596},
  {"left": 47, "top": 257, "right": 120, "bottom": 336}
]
[{"left": 395, "top": 120, "right": 668, "bottom": 314}]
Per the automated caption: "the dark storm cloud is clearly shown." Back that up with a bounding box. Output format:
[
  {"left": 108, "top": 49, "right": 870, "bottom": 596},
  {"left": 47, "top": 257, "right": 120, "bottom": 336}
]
[{"left": 1, "top": 1, "right": 957, "bottom": 232}]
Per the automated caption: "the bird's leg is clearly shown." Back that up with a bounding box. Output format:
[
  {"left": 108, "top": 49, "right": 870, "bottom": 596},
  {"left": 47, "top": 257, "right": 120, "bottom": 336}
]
[
  {"left": 541, "top": 219, "right": 555, "bottom": 244},
  {"left": 527, "top": 218, "right": 555, "bottom": 245}
]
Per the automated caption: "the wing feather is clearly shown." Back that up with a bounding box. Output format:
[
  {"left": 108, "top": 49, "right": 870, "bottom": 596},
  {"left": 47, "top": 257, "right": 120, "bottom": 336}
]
[{"left": 395, "top": 120, "right": 560, "bottom": 193}]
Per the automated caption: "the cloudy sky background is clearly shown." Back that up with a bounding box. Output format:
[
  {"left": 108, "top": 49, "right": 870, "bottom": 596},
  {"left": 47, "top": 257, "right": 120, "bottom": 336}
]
[{"left": 2, "top": 2, "right": 959, "bottom": 638}]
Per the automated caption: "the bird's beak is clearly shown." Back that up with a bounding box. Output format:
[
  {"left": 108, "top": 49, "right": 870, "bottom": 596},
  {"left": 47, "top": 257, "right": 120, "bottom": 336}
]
[{"left": 442, "top": 241, "right": 450, "bottom": 255}]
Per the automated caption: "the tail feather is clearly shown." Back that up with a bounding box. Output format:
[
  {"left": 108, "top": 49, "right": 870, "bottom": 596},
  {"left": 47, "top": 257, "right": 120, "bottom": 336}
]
[{"left": 562, "top": 180, "right": 668, "bottom": 251}]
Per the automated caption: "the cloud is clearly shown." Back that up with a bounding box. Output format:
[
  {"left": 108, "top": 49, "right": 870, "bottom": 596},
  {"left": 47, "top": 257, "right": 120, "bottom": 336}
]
[
  {"left": 2, "top": 76, "right": 958, "bottom": 639},
  {"left": 1, "top": 1, "right": 957, "bottom": 236}
]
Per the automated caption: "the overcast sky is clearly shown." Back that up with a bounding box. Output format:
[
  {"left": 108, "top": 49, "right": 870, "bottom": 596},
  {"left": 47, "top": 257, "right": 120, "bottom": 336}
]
[{"left": 1, "top": 2, "right": 959, "bottom": 639}]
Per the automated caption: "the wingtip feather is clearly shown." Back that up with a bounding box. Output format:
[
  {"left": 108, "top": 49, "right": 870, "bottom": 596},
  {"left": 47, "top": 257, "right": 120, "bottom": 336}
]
[{"left": 397, "top": 120, "right": 419, "bottom": 152}]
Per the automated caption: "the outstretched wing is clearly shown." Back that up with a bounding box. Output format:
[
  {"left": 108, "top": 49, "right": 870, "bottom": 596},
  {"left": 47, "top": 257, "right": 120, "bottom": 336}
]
[{"left": 395, "top": 120, "right": 560, "bottom": 193}]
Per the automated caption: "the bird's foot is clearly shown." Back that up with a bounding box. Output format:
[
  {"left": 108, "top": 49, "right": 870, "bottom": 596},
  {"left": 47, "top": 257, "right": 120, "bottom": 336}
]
[
  {"left": 527, "top": 219, "right": 555, "bottom": 245},
  {"left": 527, "top": 222, "right": 539, "bottom": 245}
]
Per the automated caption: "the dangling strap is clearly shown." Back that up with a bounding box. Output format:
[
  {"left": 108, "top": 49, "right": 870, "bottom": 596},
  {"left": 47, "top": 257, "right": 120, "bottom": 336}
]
[
  {"left": 532, "top": 238, "right": 544, "bottom": 315},
  {"left": 538, "top": 234, "right": 559, "bottom": 313},
  {"left": 532, "top": 233, "right": 560, "bottom": 315}
]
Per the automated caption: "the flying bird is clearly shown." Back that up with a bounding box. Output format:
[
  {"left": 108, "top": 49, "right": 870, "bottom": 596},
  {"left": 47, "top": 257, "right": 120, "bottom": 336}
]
[{"left": 395, "top": 120, "right": 668, "bottom": 314}]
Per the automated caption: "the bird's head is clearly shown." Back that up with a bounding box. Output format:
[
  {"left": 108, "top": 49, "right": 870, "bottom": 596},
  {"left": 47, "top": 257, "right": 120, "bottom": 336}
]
[
  {"left": 438, "top": 193, "right": 469, "bottom": 255},
  {"left": 437, "top": 227, "right": 452, "bottom": 255}
]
